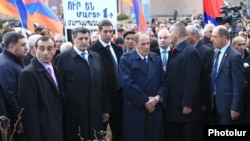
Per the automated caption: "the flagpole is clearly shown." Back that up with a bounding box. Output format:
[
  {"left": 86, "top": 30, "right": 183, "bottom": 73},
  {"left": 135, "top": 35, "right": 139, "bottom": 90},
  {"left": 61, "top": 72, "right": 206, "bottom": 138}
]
[{"left": 13, "top": 0, "right": 27, "bottom": 39}]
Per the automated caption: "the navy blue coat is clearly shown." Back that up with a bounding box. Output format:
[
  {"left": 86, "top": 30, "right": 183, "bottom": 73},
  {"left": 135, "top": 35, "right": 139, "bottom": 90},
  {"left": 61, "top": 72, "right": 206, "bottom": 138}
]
[
  {"left": 0, "top": 50, "right": 24, "bottom": 123},
  {"left": 214, "top": 46, "right": 245, "bottom": 124},
  {"left": 119, "top": 50, "right": 167, "bottom": 141}
]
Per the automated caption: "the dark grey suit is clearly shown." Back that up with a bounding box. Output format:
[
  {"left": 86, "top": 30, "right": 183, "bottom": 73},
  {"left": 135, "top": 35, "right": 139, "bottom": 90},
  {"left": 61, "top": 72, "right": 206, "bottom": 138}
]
[{"left": 54, "top": 48, "right": 110, "bottom": 141}]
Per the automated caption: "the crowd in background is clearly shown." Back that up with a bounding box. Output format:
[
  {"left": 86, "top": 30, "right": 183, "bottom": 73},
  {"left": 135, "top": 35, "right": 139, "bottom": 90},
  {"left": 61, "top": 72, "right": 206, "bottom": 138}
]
[{"left": 0, "top": 15, "right": 250, "bottom": 141}]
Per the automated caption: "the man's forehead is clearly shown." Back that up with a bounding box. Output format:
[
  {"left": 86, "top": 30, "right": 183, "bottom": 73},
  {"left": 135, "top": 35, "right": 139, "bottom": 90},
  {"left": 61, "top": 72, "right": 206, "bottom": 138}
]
[
  {"left": 101, "top": 26, "right": 113, "bottom": 30},
  {"left": 18, "top": 38, "right": 27, "bottom": 43},
  {"left": 55, "top": 37, "right": 65, "bottom": 40}
]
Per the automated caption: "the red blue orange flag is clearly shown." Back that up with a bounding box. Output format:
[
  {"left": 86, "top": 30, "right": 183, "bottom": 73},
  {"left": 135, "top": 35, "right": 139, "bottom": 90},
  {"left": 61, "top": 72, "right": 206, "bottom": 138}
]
[
  {"left": 203, "top": 0, "right": 224, "bottom": 25},
  {"left": 24, "top": 0, "right": 63, "bottom": 34},
  {"left": 0, "top": 0, "right": 18, "bottom": 17},
  {"left": 14, "top": 0, "right": 34, "bottom": 31},
  {"left": 122, "top": 0, "right": 148, "bottom": 32},
  {"left": 0, "top": 0, "right": 34, "bottom": 32}
]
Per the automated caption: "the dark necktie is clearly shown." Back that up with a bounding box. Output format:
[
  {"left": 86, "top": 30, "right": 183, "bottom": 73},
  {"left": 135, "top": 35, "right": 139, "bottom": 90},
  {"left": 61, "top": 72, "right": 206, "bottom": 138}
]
[
  {"left": 171, "top": 46, "right": 176, "bottom": 55},
  {"left": 141, "top": 57, "right": 148, "bottom": 72},
  {"left": 81, "top": 52, "right": 88, "bottom": 64},
  {"left": 106, "top": 45, "right": 121, "bottom": 89},
  {"left": 143, "top": 57, "right": 148, "bottom": 63},
  {"left": 210, "top": 51, "right": 221, "bottom": 94}
]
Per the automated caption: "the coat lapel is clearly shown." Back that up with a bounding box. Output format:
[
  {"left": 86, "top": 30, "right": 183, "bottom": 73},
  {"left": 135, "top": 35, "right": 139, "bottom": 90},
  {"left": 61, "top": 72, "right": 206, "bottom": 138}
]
[
  {"left": 32, "top": 58, "right": 59, "bottom": 94},
  {"left": 132, "top": 52, "right": 148, "bottom": 74},
  {"left": 145, "top": 54, "right": 156, "bottom": 84}
]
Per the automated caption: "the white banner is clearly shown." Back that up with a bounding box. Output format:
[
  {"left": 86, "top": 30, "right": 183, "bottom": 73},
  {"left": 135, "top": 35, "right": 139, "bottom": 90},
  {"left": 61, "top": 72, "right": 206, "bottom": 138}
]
[{"left": 63, "top": 0, "right": 117, "bottom": 29}]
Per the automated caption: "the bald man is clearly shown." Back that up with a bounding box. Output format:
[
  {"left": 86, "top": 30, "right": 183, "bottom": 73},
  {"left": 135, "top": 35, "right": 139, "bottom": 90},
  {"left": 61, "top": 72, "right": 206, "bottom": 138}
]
[
  {"left": 232, "top": 36, "right": 250, "bottom": 124},
  {"left": 151, "top": 29, "right": 171, "bottom": 72},
  {"left": 164, "top": 23, "right": 201, "bottom": 141},
  {"left": 210, "top": 25, "right": 245, "bottom": 124},
  {"left": 232, "top": 36, "right": 249, "bottom": 60}
]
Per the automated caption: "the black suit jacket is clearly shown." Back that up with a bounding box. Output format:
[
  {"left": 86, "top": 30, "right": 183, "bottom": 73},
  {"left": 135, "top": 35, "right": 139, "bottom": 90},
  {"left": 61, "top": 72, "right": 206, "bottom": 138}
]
[
  {"left": 0, "top": 85, "right": 8, "bottom": 117},
  {"left": 23, "top": 53, "right": 34, "bottom": 66},
  {"left": 201, "top": 36, "right": 213, "bottom": 49},
  {"left": 195, "top": 40, "right": 214, "bottom": 108},
  {"left": 243, "top": 49, "right": 249, "bottom": 61},
  {"left": 89, "top": 40, "right": 123, "bottom": 112},
  {"left": 165, "top": 40, "right": 201, "bottom": 122},
  {"left": 151, "top": 47, "right": 160, "bottom": 55},
  {"left": 243, "top": 55, "right": 250, "bottom": 105},
  {"left": 19, "top": 58, "right": 65, "bottom": 141}
]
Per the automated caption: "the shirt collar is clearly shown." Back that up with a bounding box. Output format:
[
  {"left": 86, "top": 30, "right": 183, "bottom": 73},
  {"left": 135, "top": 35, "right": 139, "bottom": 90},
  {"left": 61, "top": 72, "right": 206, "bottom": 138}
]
[
  {"left": 219, "top": 42, "right": 230, "bottom": 54},
  {"left": 37, "top": 59, "right": 52, "bottom": 70},
  {"left": 159, "top": 46, "right": 171, "bottom": 53},
  {"left": 136, "top": 49, "right": 148, "bottom": 60},
  {"left": 193, "top": 43, "right": 198, "bottom": 48},
  {"left": 99, "top": 39, "right": 111, "bottom": 48},
  {"left": 73, "top": 45, "right": 88, "bottom": 56}
]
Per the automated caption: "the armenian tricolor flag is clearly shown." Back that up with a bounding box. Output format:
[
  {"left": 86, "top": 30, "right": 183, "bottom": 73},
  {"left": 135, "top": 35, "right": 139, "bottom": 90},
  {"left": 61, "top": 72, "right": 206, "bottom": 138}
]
[
  {"left": 121, "top": 0, "right": 148, "bottom": 32},
  {"left": 24, "top": 0, "right": 63, "bottom": 34}
]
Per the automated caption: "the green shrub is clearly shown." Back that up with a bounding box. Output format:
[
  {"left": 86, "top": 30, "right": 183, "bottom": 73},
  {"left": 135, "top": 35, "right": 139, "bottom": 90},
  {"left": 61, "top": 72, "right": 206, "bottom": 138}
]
[{"left": 117, "top": 13, "right": 128, "bottom": 21}]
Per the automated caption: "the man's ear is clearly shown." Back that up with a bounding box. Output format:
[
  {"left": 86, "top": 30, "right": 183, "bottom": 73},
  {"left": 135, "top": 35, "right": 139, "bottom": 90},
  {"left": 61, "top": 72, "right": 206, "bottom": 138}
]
[{"left": 8, "top": 43, "right": 15, "bottom": 50}]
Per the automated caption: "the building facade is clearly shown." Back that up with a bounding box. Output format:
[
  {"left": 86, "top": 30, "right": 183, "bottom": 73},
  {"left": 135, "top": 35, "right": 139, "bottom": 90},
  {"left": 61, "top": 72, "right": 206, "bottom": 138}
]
[
  {"left": 119, "top": 0, "right": 243, "bottom": 17},
  {"left": 0, "top": 0, "right": 245, "bottom": 21}
]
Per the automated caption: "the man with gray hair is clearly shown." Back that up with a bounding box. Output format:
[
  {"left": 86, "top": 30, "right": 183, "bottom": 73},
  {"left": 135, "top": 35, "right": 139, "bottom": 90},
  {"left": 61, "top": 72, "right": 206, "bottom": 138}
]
[
  {"left": 54, "top": 34, "right": 65, "bottom": 49},
  {"left": 60, "top": 42, "right": 73, "bottom": 53},
  {"left": 119, "top": 32, "right": 166, "bottom": 141},
  {"left": 53, "top": 34, "right": 66, "bottom": 58},
  {"left": 24, "top": 34, "right": 42, "bottom": 66},
  {"left": 90, "top": 31, "right": 98, "bottom": 45},
  {"left": 202, "top": 23, "right": 215, "bottom": 49},
  {"left": 186, "top": 24, "right": 214, "bottom": 140},
  {"left": 54, "top": 27, "right": 110, "bottom": 141}
]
